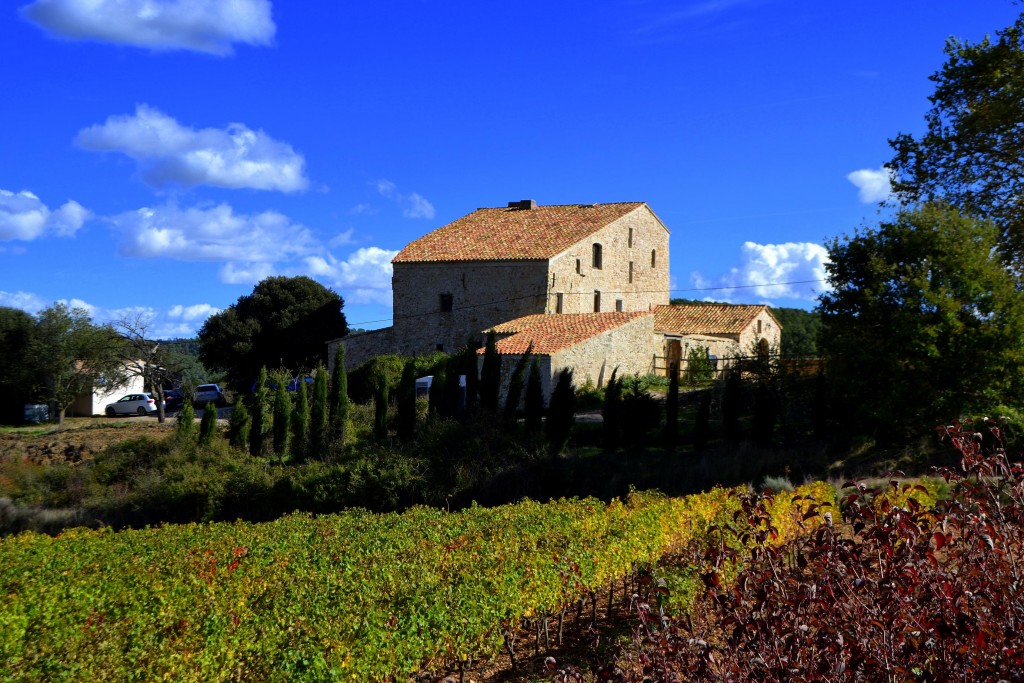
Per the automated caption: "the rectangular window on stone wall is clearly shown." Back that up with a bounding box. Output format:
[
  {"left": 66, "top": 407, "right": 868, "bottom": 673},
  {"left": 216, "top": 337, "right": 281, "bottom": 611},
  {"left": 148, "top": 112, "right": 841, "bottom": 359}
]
[
  {"left": 576, "top": 258, "right": 581, "bottom": 274},
  {"left": 615, "top": 299, "right": 623, "bottom": 312},
  {"left": 628, "top": 227, "right": 633, "bottom": 248},
  {"left": 556, "top": 293, "right": 563, "bottom": 314},
  {"left": 629, "top": 261, "right": 634, "bottom": 284},
  {"left": 440, "top": 293, "right": 453, "bottom": 312},
  {"left": 594, "top": 290, "right": 601, "bottom": 312}
]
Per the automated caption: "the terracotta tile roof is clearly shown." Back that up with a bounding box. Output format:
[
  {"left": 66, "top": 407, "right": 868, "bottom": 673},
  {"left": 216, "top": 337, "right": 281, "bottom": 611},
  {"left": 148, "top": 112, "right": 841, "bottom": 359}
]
[
  {"left": 482, "top": 312, "right": 651, "bottom": 355},
  {"left": 393, "top": 202, "right": 646, "bottom": 263},
  {"left": 654, "top": 304, "right": 775, "bottom": 335}
]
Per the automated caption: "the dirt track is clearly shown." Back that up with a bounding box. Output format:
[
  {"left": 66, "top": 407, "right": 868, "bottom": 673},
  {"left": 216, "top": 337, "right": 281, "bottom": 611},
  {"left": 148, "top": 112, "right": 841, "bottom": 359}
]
[{"left": 0, "top": 417, "right": 176, "bottom": 466}]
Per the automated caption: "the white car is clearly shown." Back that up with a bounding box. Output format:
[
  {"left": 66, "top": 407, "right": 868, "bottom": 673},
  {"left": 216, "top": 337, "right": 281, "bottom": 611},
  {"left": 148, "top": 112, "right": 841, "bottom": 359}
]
[{"left": 105, "top": 393, "right": 159, "bottom": 416}]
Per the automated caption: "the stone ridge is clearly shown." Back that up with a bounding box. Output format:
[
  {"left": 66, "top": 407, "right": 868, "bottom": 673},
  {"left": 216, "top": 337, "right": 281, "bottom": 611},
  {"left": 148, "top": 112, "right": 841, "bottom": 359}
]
[
  {"left": 483, "top": 312, "right": 651, "bottom": 355},
  {"left": 392, "top": 202, "right": 645, "bottom": 263},
  {"left": 653, "top": 304, "right": 771, "bottom": 335}
]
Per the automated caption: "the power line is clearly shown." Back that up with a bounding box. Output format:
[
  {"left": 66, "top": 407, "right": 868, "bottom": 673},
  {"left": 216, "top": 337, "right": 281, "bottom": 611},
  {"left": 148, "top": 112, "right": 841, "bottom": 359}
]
[{"left": 343, "top": 278, "right": 827, "bottom": 329}]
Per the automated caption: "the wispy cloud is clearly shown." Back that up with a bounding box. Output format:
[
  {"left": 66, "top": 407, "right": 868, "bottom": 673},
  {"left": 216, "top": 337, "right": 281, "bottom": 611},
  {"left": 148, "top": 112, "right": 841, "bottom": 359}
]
[
  {"left": 0, "top": 189, "right": 90, "bottom": 241},
  {"left": 108, "top": 202, "right": 318, "bottom": 263},
  {"left": 375, "top": 179, "right": 435, "bottom": 219},
  {"left": 77, "top": 105, "right": 307, "bottom": 192},
  {"left": 219, "top": 262, "right": 277, "bottom": 285},
  {"left": 689, "top": 241, "right": 831, "bottom": 303},
  {"left": 847, "top": 166, "right": 894, "bottom": 204},
  {"left": 631, "top": 0, "right": 772, "bottom": 40},
  {"left": 20, "top": 0, "right": 275, "bottom": 55}
]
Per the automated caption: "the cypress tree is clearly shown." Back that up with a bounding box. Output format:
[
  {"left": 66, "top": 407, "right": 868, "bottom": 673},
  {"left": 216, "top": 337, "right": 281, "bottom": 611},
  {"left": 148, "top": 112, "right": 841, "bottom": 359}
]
[
  {"left": 479, "top": 330, "right": 501, "bottom": 413},
  {"left": 524, "top": 358, "right": 544, "bottom": 434},
  {"left": 329, "top": 346, "right": 350, "bottom": 446},
  {"left": 291, "top": 376, "right": 310, "bottom": 462},
  {"left": 602, "top": 369, "right": 622, "bottom": 452},
  {"left": 397, "top": 359, "right": 417, "bottom": 439},
  {"left": 462, "top": 337, "right": 480, "bottom": 412},
  {"left": 441, "top": 355, "right": 464, "bottom": 418},
  {"left": 503, "top": 344, "right": 533, "bottom": 424},
  {"left": 664, "top": 364, "right": 680, "bottom": 452},
  {"left": 693, "top": 391, "right": 711, "bottom": 452},
  {"left": 249, "top": 367, "right": 271, "bottom": 457},
  {"left": 310, "top": 366, "right": 330, "bottom": 459},
  {"left": 228, "top": 398, "right": 250, "bottom": 451},
  {"left": 752, "top": 381, "right": 776, "bottom": 448},
  {"left": 546, "top": 368, "right": 576, "bottom": 456},
  {"left": 272, "top": 381, "right": 291, "bottom": 460},
  {"left": 199, "top": 402, "right": 218, "bottom": 446},
  {"left": 428, "top": 365, "right": 446, "bottom": 417},
  {"left": 176, "top": 399, "right": 197, "bottom": 443},
  {"left": 374, "top": 381, "right": 389, "bottom": 439},
  {"left": 722, "top": 368, "right": 743, "bottom": 443}
]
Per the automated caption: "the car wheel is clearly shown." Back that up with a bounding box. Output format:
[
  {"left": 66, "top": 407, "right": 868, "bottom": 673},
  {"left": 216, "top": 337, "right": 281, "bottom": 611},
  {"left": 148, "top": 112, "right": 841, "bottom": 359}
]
[
  {"left": 137, "top": 407, "right": 147, "bottom": 416},
  {"left": 106, "top": 407, "right": 116, "bottom": 417}
]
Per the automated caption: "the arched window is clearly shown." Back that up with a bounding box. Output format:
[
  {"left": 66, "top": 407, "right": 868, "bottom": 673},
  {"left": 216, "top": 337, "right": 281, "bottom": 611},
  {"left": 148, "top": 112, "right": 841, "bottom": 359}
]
[
  {"left": 651, "top": 249, "right": 657, "bottom": 268},
  {"left": 592, "top": 243, "right": 603, "bottom": 269}
]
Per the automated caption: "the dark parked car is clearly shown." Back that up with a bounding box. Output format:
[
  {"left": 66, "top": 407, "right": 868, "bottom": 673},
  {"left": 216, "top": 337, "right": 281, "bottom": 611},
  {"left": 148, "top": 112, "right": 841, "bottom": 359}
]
[{"left": 163, "top": 389, "right": 184, "bottom": 411}]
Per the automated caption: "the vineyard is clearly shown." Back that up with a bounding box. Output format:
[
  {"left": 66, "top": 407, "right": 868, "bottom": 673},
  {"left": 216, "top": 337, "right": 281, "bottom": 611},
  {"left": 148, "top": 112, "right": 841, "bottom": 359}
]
[{"left": 0, "top": 484, "right": 833, "bottom": 682}]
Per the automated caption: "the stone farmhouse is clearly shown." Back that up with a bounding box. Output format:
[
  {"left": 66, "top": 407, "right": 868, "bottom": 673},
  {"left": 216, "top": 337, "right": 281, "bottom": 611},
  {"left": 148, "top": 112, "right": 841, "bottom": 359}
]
[{"left": 329, "top": 200, "right": 780, "bottom": 398}]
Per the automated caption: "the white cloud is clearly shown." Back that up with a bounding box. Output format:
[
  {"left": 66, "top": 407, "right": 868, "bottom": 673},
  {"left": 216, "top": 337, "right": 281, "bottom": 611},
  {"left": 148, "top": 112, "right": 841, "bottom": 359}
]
[
  {"left": 168, "top": 303, "right": 220, "bottom": 321},
  {"left": 108, "top": 202, "right": 318, "bottom": 262},
  {"left": 0, "top": 189, "right": 90, "bottom": 241},
  {"left": 0, "top": 290, "right": 47, "bottom": 312},
  {"left": 20, "top": 0, "right": 275, "bottom": 55},
  {"left": 76, "top": 105, "right": 307, "bottom": 192},
  {"left": 220, "top": 261, "right": 276, "bottom": 285},
  {"left": 328, "top": 228, "right": 356, "bottom": 248},
  {"left": 690, "top": 241, "right": 831, "bottom": 303},
  {"left": 302, "top": 246, "right": 398, "bottom": 305},
  {"left": 847, "top": 166, "right": 894, "bottom": 203},
  {"left": 374, "top": 179, "right": 435, "bottom": 219}
]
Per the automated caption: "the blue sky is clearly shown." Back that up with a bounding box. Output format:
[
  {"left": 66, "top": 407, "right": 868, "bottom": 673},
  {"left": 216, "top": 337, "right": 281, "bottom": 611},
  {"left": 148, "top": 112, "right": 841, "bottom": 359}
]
[{"left": 1, "top": 1, "right": 1019, "bottom": 338}]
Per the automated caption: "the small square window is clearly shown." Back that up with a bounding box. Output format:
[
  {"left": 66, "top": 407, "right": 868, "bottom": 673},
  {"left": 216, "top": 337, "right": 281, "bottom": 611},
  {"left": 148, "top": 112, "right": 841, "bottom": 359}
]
[
  {"left": 439, "top": 293, "right": 453, "bottom": 312},
  {"left": 615, "top": 299, "right": 623, "bottom": 312},
  {"left": 436, "top": 343, "right": 444, "bottom": 352}
]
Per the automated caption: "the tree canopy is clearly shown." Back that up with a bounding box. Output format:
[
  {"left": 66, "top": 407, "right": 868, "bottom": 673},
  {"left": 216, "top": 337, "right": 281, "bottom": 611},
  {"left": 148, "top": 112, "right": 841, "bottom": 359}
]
[
  {"left": 888, "top": 11, "right": 1024, "bottom": 265},
  {"left": 198, "top": 276, "right": 347, "bottom": 391},
  {"left": 818, "top": 203, "right": 1024, "bottom": 442}
]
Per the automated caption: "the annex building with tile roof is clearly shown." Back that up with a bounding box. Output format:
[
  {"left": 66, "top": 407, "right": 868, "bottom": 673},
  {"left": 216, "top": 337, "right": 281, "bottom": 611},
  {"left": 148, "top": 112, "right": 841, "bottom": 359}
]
[{"left": 330, "top": 200, "right": 780, "bottom": 402}]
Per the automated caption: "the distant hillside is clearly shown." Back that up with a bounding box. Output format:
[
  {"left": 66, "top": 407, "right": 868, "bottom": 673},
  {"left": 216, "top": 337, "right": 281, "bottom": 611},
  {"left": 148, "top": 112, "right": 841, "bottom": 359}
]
[{"left": 669, "top": 298, "right": 819, "bottom": 358}]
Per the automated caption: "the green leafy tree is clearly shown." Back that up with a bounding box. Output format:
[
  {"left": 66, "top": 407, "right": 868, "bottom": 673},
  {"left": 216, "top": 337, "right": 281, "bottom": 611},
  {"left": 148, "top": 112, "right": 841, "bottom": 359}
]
[
  {"left": 502, "top": 344, "right": 533, "bottom": 423},
  {"left": 249, "top": 367, "right": 271, "bottom": 457},
  {"left": 888, "top": 11, "right": 1024, "bottom": 265},
  {"left": 524, "top": 358, "right": 544, "bottom": 434},
  {"left": 291, "top": 376, "right": 310, "bottom": 461},
  {"left": 479, "top": 330, "right": 501, "bottom": 413},
  {"left": 770, "top": 307, "right": 821, "bottom": 358},
  {"left": 819, "top": 203, "right": 1024, "bottom": 442},
  {"left": 31, "top": 303, "right": 128, "bottom": 424},
  {"left": 461, "top": 338, "right": 480, "bottom": 412},
  {"left": 176, "top": 400, "right": 197, "bottom": 443},
  {"left": 272, "top": 380, "right": 291, "bottom": 461},
  {"left": 329, "top": 346, "right": 350, "bottom": 446},
  {"left": 310, "top": 366, "right": 330, "bottom": 459},
  {"left": 545, "top": 369, "right": 576, "bottom": 455},
  {"left": 199, "top": 402, "right": 218, "bottom": 446},
  {"left": 0, "top": 307, "right": 37, "bottom": 424},
  {"left": 396, "top": 359, "right": 417, "bottom": 440},
  {"left": 197, "top": 276, "right": 347, "bottom": 391},
  {"left": 228, "top": 398, "right": 251, "bottom": 451},
  {"left": 428, "top": 365, "right": 446, "bottom": 417},
  {"left": 684, "top": 347, "right": 715, "bottom": 385}
]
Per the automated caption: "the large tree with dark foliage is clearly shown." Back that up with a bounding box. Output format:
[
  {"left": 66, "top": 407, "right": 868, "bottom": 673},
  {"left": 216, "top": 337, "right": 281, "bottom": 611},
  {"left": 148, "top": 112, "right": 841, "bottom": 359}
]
[
  {"left": 888, "top": 11, "right": 1024, "bottom": 266},
  {"left": 198, "top": 276, "right": 347, "bottom": 391},
  {"left": 819, "top": 203, "right": 1024, "bottom": 442},
  {"left": 0, "top": 307, "right": 37, "bottom": 423}
]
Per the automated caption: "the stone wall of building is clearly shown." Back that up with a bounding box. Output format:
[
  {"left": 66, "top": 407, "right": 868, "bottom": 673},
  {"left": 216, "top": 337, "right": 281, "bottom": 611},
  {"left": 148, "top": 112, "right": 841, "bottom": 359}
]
[
  {"left": 550, "top": 314, "right": 658, "bottom": 389},
  {"left": 737, "top": 309, "right": 782, "bottom": 354},
  {"left": 327, "top": 327, "right": 395, "bottom": 372},
  {"left": 391, "top": 260, "right": 549, "bottom": 355},
  {"left": 545, "top": 206, "right": 670, "bottom": 315}
]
